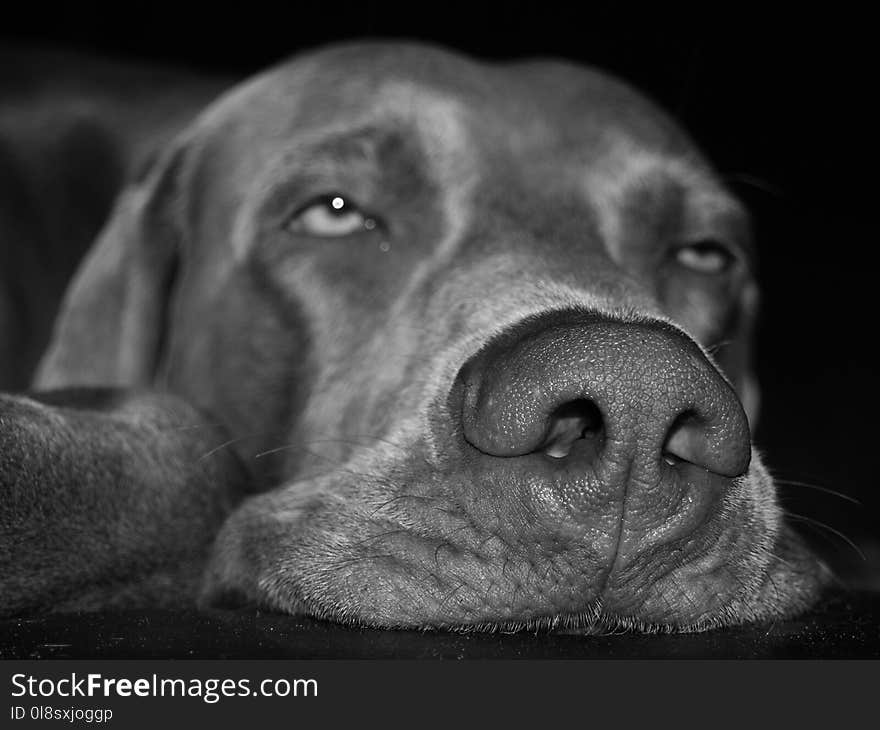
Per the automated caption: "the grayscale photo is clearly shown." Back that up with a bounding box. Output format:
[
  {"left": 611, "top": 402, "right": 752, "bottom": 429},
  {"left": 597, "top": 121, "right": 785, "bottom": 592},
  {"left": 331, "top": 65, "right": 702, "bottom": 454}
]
[{"left": 0, "top": 5, "right": 875, "bottom": 696}]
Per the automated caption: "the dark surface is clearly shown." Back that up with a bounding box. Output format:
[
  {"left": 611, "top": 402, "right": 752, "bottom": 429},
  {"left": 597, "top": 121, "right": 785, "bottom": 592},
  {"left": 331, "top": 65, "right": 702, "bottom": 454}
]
[{"left": 1, "top": 591, "right": 877, "bottom": 659}]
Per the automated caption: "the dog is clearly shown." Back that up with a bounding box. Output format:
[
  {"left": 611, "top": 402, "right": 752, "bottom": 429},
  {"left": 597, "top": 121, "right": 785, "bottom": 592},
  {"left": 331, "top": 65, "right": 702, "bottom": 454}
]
[{"left": 0, "top": 41, "right": 828, "bottom": 632}]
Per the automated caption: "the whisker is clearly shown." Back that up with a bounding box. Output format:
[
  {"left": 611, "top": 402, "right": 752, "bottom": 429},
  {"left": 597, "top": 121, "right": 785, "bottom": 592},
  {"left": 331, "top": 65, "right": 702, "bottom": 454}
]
[
  {"left": 195, "top": 428, "right": 279, "bottom": 462},
  {"left": 253, "top": 443, "right": 307, "bottom": 459},
  {"left": 782, "top": 511, "right": 867, "bottom": 562},
  {"left": 436, "top": 580, "right": 468, "bottom": 614},
  {"left": 722, "top": 172, "right": 788, "bottom": 199},
  {"left": 198, "top": 436, "right": 250, "bottom": 461},
  {"left": 775, "top": 479, "right": 861, "bottom": 505},
  {"left": 254, "top": 434, "right": 411, "bottom": 460},
  {"left": 369, "top": 493, "right": 441, "bottom": 517},
  {"left": 341, "top": 433, "right": 413, "bottom": 452},
  {"left": 706, "top": 339, "right": 733, "bottom": 355},
  {"left": 762, "top": 547, "right": 796, "bottom": 573},
  {"left": 329, "top": 554, "right": 394, "bottom": 569},
  {"left": 762, "top": 571, "right": 781, "bottom": 636},
  {"left": 347, "top": 528, "right": 411, "bottom": 550}
]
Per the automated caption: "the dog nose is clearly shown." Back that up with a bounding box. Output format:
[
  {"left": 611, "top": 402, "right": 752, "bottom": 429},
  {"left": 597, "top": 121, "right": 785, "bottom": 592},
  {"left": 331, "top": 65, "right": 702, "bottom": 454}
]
[{"left": 459, "top": 312, "right": 750, "bottom": 478}]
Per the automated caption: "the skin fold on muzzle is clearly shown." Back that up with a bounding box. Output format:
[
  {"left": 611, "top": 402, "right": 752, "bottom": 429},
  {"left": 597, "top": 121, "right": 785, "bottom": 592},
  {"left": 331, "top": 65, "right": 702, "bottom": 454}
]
[{"left": 25, "top": 41, "right": 828, "bottom": 631}]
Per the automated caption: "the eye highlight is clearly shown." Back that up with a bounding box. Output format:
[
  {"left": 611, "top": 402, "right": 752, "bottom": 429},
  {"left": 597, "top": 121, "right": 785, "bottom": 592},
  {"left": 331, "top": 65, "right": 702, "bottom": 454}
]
[
  {"left": 286, "top": 194, "right": 379, "bottom": 238},
  {"left": 673, "top": 240, "right": 736, "bottom": 275}
]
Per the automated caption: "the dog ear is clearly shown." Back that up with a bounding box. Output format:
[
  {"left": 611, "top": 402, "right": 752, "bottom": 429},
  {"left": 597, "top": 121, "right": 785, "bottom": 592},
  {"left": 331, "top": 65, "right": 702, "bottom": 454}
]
[{"left": 33, "top": 141, "right": 190, "bottom": 389}]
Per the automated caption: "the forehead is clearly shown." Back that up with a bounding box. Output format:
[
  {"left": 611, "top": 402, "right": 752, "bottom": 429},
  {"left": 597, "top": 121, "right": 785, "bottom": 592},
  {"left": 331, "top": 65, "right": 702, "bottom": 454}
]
[
  {"left": 201, "top": 43, "right": 700, "bottom": 163},
  {"left": 189, "top": 42, "right": 743, "bottom": 239}
]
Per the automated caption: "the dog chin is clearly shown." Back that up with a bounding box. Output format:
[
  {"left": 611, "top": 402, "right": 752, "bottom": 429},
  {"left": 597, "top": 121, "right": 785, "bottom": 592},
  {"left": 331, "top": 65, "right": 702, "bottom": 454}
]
[{"left": 202, "top": 465, "right": 828, "bottom": 632}]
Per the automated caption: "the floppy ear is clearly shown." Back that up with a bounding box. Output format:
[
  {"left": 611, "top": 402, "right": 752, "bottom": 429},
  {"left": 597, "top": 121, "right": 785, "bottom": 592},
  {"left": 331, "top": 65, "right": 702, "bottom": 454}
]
[{"left": 33, "top": 142, "right": 188, "bottom": 390}]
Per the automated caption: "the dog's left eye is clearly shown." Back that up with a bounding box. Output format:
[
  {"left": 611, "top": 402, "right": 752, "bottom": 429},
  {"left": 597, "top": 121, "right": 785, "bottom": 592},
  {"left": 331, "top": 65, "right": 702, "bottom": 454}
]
[
  {"left": 674, "top": 240, "right": 736, "bottom": 275},
  {"left": 287, "top": 194, "right": 378, "bottom": 237}
]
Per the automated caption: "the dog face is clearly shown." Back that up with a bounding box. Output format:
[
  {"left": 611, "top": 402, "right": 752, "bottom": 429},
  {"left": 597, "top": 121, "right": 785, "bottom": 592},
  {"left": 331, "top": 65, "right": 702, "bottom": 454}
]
[{"left": 39, "top": 42, "right": 826, "bottom": 630}]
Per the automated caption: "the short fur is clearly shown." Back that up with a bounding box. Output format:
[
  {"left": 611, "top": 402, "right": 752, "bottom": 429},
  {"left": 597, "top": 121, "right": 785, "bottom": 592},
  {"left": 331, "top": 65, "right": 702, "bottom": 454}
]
[{"left": 0, "top": 42, "right": 827, "bottom": 629}]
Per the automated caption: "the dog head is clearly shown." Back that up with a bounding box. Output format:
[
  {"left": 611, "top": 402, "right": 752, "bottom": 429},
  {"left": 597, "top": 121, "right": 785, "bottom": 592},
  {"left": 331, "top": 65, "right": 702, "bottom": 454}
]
[{"left": 37, "top": 42, "right": 826, "bottom": 630}]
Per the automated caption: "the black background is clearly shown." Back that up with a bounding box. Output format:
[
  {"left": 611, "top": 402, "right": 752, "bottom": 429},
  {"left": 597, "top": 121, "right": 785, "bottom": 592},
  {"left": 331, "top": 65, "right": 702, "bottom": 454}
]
[{"left": 2, "top": 5, "right": 876, "bottom": 582}]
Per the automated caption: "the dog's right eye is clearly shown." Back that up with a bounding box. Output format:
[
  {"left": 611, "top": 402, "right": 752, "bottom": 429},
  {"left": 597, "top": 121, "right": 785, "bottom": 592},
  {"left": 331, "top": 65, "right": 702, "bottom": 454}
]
[{"left": 286, "top": 194, "right": 379, "bottom": 238}]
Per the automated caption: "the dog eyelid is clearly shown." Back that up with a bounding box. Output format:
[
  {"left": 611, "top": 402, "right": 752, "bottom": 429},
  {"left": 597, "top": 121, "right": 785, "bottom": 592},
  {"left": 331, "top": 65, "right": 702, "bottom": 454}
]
[{"left": 674, "top": 239, "right": 737, "bottom": 275}]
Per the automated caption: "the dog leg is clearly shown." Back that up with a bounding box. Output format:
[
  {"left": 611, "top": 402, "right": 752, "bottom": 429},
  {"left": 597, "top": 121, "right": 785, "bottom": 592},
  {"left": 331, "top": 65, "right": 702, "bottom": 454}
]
[{"left": 0, "top": 389, "right": 247, "bottom": 615}]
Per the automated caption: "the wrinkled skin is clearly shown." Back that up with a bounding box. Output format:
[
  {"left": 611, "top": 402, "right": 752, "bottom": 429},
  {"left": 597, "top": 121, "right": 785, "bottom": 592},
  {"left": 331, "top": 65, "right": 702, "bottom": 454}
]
[{"left": 37, "top": 42, "right": 827, "bottom": 631}]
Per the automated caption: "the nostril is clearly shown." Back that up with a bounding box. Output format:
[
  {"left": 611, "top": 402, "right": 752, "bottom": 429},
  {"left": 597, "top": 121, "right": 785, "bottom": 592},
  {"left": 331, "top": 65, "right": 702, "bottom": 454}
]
[
  {"left": 662, "top": 402, "right": 751, "bottom": 478},
  {"left": 540, "top": 399, "right": 604, "bottom": 459},
  {"left": 662, "top": 411, "right": 712, "bottom": 470}
]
